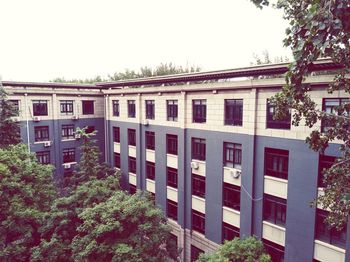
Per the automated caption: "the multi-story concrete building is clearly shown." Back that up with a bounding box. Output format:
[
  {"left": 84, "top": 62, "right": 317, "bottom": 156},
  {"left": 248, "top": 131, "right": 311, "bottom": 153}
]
[{"left": 2, "top": 59, "right": 349, "bottom": 262}]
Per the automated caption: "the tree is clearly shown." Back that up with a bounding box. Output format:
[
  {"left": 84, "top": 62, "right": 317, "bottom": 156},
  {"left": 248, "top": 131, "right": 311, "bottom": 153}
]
[
  {"left": 0, "top": 84, "right": 21, "bottom": 147},
  {"left": 0, "top": 144, "right": 57, "bottom": 261},
  {"left": 197, "top": 237, "right": 270, "bottom": 262},
  {"left": 251, "top": 0, "right": 350, "bottom": 229}
]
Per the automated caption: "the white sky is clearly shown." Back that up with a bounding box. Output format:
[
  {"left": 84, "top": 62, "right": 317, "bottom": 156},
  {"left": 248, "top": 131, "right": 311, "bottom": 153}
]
[{"left": 0, "top": 0, "right": 291, "bottom": 82}]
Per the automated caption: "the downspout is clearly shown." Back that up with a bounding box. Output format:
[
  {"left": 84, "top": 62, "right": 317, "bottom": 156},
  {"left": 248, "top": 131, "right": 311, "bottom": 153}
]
[
  {"left": 181, "top": 90, "right": 187, "bottom": 261},
  {"left": 24, "top": 93, "right": 30, "bottom": 153},
  {"left": 104, "top": 94, "right": 109, "bottom": 163},
  {"left": 251, "top": 85, "right": 258, "bottom": 236}
]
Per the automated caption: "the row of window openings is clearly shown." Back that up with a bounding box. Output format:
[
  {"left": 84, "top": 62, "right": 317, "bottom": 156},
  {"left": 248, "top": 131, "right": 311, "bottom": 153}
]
[
  {"left": 28, "top": 100, "right": 95, "bottom": 116},
  {"left": 34, "top": 125, "right": 95, "bottom": 142},
  {"left": 36, "top": 148, "right": 75, "bottom": 165}
]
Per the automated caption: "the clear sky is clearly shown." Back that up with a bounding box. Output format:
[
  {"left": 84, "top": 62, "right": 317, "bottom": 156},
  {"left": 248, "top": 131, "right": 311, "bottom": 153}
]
[{"left": 0, "top": 0, "right": 291, "bottom": 82}]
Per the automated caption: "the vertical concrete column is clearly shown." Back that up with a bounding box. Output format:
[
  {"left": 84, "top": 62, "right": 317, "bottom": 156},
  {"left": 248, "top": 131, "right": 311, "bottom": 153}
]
[
  {"left": 52, "top": 92, "right": 61, "bottom": 178},
  {"left": 104, "top": 94, "right": 109, "bottom": 163}
]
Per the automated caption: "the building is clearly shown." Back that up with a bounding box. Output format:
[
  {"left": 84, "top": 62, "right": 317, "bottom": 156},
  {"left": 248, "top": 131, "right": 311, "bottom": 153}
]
[{"left": 2, "top": 59, "right": 349, "bottom": 262}]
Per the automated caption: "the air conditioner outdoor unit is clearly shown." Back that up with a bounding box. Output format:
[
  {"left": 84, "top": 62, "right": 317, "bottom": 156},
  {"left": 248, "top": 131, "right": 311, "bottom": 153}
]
[
  {"left": 75, "top": 134, "right": 81, "bottom": 139},
  {"left": 43, "top": 141, "right": 52, "bottom": 147},
  {"left": 33, "top": 116, "right": 41, "bottom": 122},
  {"left": 191, "top": 161, "right": 199, "bottom": 170},
  {"left": 229, "top": 168, "right": 241, "bottom": 179},
  {"left": 12, "top": 117, "right": 20, "bottom": 122},
  {"left": 142, "top": 120, "right": 149, "bottom": 126},
  {"left": 63, "top": 163, "right": 71, "bottom": 169},
  {"left": 72, "top": 115, "right": 79, "bottom": 120}
]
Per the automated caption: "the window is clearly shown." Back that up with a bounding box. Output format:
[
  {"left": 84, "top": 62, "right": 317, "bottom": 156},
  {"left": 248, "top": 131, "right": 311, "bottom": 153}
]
[
  {"left": 128, "top": 129, "right": 136, "bottom": 146},
  {"left": 129, "top": 184, "right": 137, "bottom": 194},
  {"left": 112, "top": 100, "right": 119, "bottom": 116},
  {"left": 191, "top": 245, "right": 204, "bottom": 262},
  {"left": 85, "top": 126, "right": 95, "bottom": 134},
  {"left": 34, "top": 126, "right": 49, "bottom": 142},
  {"left": 167, "top": 100, "right": 178, "bottom": 121},
  {"left": 167, "top": 134, "right": 178, "bottom": 155},
  {"left": 129, "top": 156, "right": 136, "bottom": 173},
  {"left": 167, "top": 167, "right": 178, "bottom": 188},
  {"left": 145, "top": 100, "right": 155, "bottom": 119},
  {"left": 315, "top": 209, "right": 347, "bottom": 248},
  {"left": 223, "top": 183, "right": 240, "bottom": 211},
  {"left": 192, "top": 138, "right": 206, "bottom": 161},
  {"left": 63, "top": 148, "right": 75, "bottom": 163},
  {"left": 222, "top": 222, "right": 239, "bottom": 242},
  {"left": 60, "top": 100, "right": 74, "bottom": 115},
  {"left": 114, "top": 153, "right": 121, "bottom": 168},
  {"left": 62, "top": 125, "right": 75, "bottom": 139},
  {"left": 318, "top": 155, "right": 336, "bottom": 188},
  {"left": 263, "top": 194, "right": 287, "bottom": 227},
  {"left": 263, "top": 239, "right": 285, "bottom": 262},
  {"left": 9, "top": 100, "right": 19, "bottom": 116},
  {"left": 145, "top": 131, "right": 155, "bottom": 150},
  {"left": 167, "top": 199, "right": 178, "bottom": 221},
  {"left": 36, "top": 151, "right": 50, "bottom": 164},
  {"left": 146, "top": 161, "right": 155, "bottom": 180},
  {"left": 33, "top": 100, "right": 48, "bottom": 116},
  {"left": 192, "top": 210, "right": 205, "bottom": 234},
  {"left": 192, "top": 99, "right": 206, "bottom": 123},
  {"left": 266, "top": 99, "right": 291, "bottom": 129},
  {"left": 82, "top": 100, "right": 94, "bottom": 115},
  {"left": 322, "top": 98, "right": 350, "bottom": 132},
  {"left": 169, "top": 234, "right": 178, "bottom": 255},
  {"left": 113, "top": 127, "right": 120, "bottom": 142},
  {"left": 265, "top": 148, "right": 289, "bottom": 180},
  {"left": 128, "top": 100, "right": 136, "bottom": 118},
  {"left": 225, "top": 99, "right": 243, "bottom": 126},
  {"left": 192, "top": 174, "right": 205, "bottom": 198},
  {"left": 223, "top": 142, "right": 242, "bottom": 169}
]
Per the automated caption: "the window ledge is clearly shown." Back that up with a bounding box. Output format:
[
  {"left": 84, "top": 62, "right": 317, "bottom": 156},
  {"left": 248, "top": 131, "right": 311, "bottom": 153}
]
[
  {"left": 191, "top": 159, "right": 206, "bottom": 165},
  {"left": 62, "top": 138, "right": 75, "bottom": 142},
  {"left": 128, "top": 145, "right": 136, "bottom": 149},
  {"left": 146, "top": 148, "right": 155, "bottom": 153},
  {"left": 146, "top": 178, "right": 155, "bottom": 184},
  {"left": 167, "top": 186, "right": 178, "bottom": 191},
  {"left": 262, "top": 221, "right": 286, "bottom": 232},
  {"left": 166, "top": 153, "right": 178, "bottom": 157},
  {"left": 223, "top": 206, "right": 240, "bottom": 215},
  {"left": 62, "top": 162, "right": 77, "bottom": 165},
  {"left": 314, "top": 240, "right": 345, "bottom": 253},
  {"left": 191, "top": 229, "right": 205, "bottom": 239},
  {"left": 264, "top": 175, "right": 288, "bottom": 184},
  {"left": 223, "top": 166, "right": 241, "bottom": 171},
  {"left": 192, "top": 195, "right": 205, "bottom": 202},
  {"left": 113, "top": 141, "right": 120, "bottom": 144},
  {"left": 34, "top": 141, "right": 50, "bottom": 144}
]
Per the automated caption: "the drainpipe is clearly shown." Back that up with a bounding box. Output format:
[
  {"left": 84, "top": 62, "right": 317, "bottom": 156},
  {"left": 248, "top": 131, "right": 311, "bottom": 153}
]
[
  {"left": 104, "top": 94, "right": 109, "bottom": 163},
  {"left": 181, "top": 90, "right": 187, "bottom": 261},
  {"left": 24, "top": 93, "right": 30, "bottom": 153}
]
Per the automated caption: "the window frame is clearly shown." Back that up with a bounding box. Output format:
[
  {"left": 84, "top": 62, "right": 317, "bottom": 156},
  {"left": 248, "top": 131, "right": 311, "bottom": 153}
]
[
  {"left": 114, "top": 153, "right": 121, "bottom": 168},
  {"left": 9, "top": 100, "right": 20, "bottom": 116},
  {"left": 129, "top": 156, "right": 137, "bottom": 173},
  {"left": 82, "top": 100, "right": 94, "bottom": 115},
  {"left": 224, "top": 99, "right": 243, "bottom": 126},
  {"left": 62, "top": 148, "right": 75, "bottom": 163},
  {"left": 36, "top": 151, "right": 50, "bottom": 164},
  {"left": 33, "top": 100, "right": 48, "bottom": 116},
  {"left": 192, "top": 174, "right": 205, "bottom": 198},
  {"left": 167, "top": 100, "right": 178, "bottom": 121},
  {"left": 263, "top": 239, "right": 285, "bottom": 262},
  {"left": 34, "top": 126, "right": 49, "bottom": 142},
  {"left": 266, "top": 99, "right": 291, "bottom": 129},
  {"left": 129, "top": 184, "right": 137, "bottom": 194},
  {"left": 223, "top": 142, "right": 242, "bottom": 169},
  {"left": 113, "top": 127, "right": 120, "bottom": 143},
  {"left": 192, "top": 99, "right": 207, "bottom": 123},
  {"left": 192, "top": 138, "right": 206, "bottom": 161},
  {"left": 127, "top": 100, "right": 136, "bottom": 118},
  {"left": 222, "top": 222, "right": 240, "bottom": 243},
  {"left": 318, "top": 154, "right": 336, "bottom": 188},
  {"left": 146, "top": 161, "right": 155, "bottom": 180},
  {"left": 128, "top": 129, "right": 136, "bottom": 146},
  {"left": 60, "top": 100, "right": 74, "bottom": 115},
  {"left": 61, "top": 124, "right": 75, "bottom": 140},
  {"left": 112, "top": 100, "right": 120, "bottom": 117},
  {"left": 145, "top": 131, "right": 155, "bottom": 150},
  {"left": 145, "top": 100, "right": 155, "bottom": 120},
  {"left": 192, "top": 210, "right": 205, "bottom": 234},
  {"left": 264, "top": 147, "right": 289, "bottom": 180},
  {"left": 167, "top": 134, "right": 178, "bottom": 155},
  {"left": 223, "top": 183, "right": 241, "bottom": 211},
  {"left": 321, "top": 98, "right": 350, "bottom": 132},
  {"left": 167, "top": 167, "right": 178, "bottom": 188},
  {"left": 167, "top": 199, "right": 178, "bottom": 221},
  {"left": 263, "top": 194, "right": 287, "bottom": 227}
]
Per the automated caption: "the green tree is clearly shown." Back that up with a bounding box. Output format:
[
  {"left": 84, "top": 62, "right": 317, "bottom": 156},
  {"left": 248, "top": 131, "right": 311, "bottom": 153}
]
[
  {"left": 0, "top": 84, "right": 21, "bottom": 147},
  {"left": 0, "top": 144, "right": 57, "bottom": 261},
  {"left": 71, "top": 191, "right": 178, "bottom": 262},
  {"left": 197, "top": 237, "right": 270, "bottom": 262},
  {"left": 251, "top": 0, "right": 350, "bottom": 229}
]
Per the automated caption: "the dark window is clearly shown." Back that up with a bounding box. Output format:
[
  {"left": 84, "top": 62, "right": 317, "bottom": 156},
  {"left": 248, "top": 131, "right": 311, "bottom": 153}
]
[
  {"left": 128, "top": 100, "right": 136, "bottom": 118},
  {"left": 223, "top": 142, "right": 242, "bottom": 169},
  {"left": 146, "top": 161, "right": 155, "bottom": 180},
  {"left": 192, "top": 210, "right": 205, "bottom": 234},
  {"left": 112, "top": 100, "right": 119, "bottom": 116},
  {"left": 60, "top": 100, "right": 74, "bottom": 115},
  {"left": 167, "top": 100, "right": 178, "bottom": 121},
  {"left": 129, "top": 156, "right": 136, "bottom": 173},
  {"left": 85, "top": 126, "right": 95, "bottom": 134},
  {"left": 36, "top": 151, "right": 50, "bottom": 164},
  {"left": 169, "top": 234, "right": 178, "bottom": 255},
  {"left": 113, "top": 127, "right": 120, "bottom": 142},
  {"left": 34, "top": 126, "right": 49, "bottom": 142},
  {"left": 192, "top": 138, "right": 206, "bottom": 161},
  {"left": 318, "top": 155, "right": 336, "bottom": 188},
  {"left": 145, "top": 100, "right": 155, "bottom": 119},
  {"left": 149, "top": 192, "right": 156, "bottom": 204},
  {"left": 33, "top": 100, "right": 48, "bottom": 116},
  {"left": 128, "top": 129, "right": 136, "bottom": 146},
  {"left": 167, "top": 199, "right": 178, "bottom": 221},
  {"left": 114, "top": 153, "right": 121, "bottom": 168},
  {"left": 224, "top": 99, "right": 243, "bottom": 126},
  {"left": 263, "top": 239, "right": 285, "bottom": 262},
  {"left": 192, "top": 174, "right": 205, "bottom": 198},
  {"left": 129, "top": 184, "right": 137, "bottom": 194},
  {"left": 322, "top": 98, "right": 350, "bottom": 132},
  {"left": 223, "top": 183, "right": 240, "bottom": 211},
  {"left": 167, "top": 167, "right": 178, "bottom": 188},
  {"left": 191, "top": 245, "right": 204, "bottom": 262},
  {"left": 192, "top": 99, "right": 206, "bottom": 123},
  {"left": 222, "top": 222, "right": 240, "bottom": 242},
  {"left": 315, "top": 209, "right": 347, "bottom": 248},
  {"left": 265, "top": 148, "right": 289, "bottom": 180},
  {"left": 266, "top": 99, "right": 291, "bottom": 129},
  {"left": 167, "top": 134, "right": 178, "bottom": 155},
  {"left": 9, "top": 100, "right": 19, "bottom": 116},
  {"left": 263, "top": 194, "right": 287, "bottom": 227},
  {"left": 82, "top": 100, "right": 94, "bottom": 115},
  {"left": 63, "top": 148, "right": 75, "bottom": 163},
  {"left": 145, "top": 131, "right": 155, "bottom": 150},
  {"left": 62, "top": 125, "right": 75, "bottom": 139}
]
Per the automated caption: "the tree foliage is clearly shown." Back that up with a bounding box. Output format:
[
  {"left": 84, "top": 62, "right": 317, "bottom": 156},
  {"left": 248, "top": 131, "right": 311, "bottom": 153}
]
[
  {"left": 0, "top": 144, "right": 57, "bottom": 261},
  {"left": 197, "top": 236, "right": 270, "bottom": 262},
  {"left": 251, "top": 0, "right": 350, "bottom": 229},
  {"left": 0, "top": 84, "right": 21, "bottom": 147}
]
